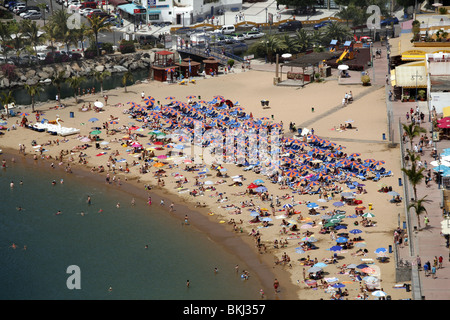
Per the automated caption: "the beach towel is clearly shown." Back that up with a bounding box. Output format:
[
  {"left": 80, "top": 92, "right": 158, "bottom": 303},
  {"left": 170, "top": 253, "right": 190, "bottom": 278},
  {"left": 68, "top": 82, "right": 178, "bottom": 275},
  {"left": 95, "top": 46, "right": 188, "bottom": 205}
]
[{"left": 96, "top": 152, "right": 107, "bottom": 156}]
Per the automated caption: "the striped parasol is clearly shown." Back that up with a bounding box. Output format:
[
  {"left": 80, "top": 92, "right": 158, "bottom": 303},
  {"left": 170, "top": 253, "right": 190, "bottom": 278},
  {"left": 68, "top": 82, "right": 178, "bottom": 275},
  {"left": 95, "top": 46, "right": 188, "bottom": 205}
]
[{"left": 143, "top": 96, "right": 156, "bottom": 106}]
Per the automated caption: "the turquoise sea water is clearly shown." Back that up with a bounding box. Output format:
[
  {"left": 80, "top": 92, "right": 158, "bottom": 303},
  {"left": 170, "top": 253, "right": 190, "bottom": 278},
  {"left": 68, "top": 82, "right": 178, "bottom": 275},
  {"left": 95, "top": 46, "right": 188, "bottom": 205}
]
[{"left": 0, "top": 157, "right": 263, "bottom": 300}]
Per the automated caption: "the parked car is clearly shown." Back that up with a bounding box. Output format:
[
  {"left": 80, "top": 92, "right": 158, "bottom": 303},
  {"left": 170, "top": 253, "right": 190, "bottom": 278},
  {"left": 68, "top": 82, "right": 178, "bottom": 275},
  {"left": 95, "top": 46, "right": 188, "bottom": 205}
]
[
  {"left": 314, "top": 20, "right": 333, "bottom": 30},
  {"left": 36, "top": 52, "right": 47, "bottom": 60},
  {"left": 12, "top": 4, "right": 26, "bottom": 14},
  {"left": 277, "top": 20, "right": 303, "bottom": 32},
  {"left": 23, "top": 11, "right": 41, "bottom": 19},
  {"left": 230, "top": 32, "right": 245, "bottom": 41},
  {"left": 380, "top": 16, "right": 399, "bottom": 27},
  {"left": 243, "top": 30, "right": 265, "bottom": 39},
  {"left": 80, "top": 8, "right": 93, "bottom": 16},
  {"left": 86, "top": 9, "right": 103, "bottom": 18},
  {"left": 8, "top": 2, "right": 25, "bottom": 11},
  {"left": 19, "top": 9, "right": 38, "bottom": 17}
]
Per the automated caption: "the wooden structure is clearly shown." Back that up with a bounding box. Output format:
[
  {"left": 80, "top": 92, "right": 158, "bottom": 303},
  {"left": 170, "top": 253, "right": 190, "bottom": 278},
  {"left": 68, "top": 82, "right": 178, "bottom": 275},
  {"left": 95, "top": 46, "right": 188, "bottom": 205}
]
[
  {"left": 202, "top": 57, "right": 219, "bottom": 75},
  {"left": 176, "top": 57, "right": 200, "bottom": 77},
  {"left": 151, "top": 50, "right": 179, "bottom": 82}
]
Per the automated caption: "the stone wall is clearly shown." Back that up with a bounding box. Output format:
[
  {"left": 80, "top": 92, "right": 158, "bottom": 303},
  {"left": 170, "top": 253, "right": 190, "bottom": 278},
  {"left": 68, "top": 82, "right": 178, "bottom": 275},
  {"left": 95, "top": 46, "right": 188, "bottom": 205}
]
[{"left": 0, "top": 51, "right": 153, "bottom": 89}]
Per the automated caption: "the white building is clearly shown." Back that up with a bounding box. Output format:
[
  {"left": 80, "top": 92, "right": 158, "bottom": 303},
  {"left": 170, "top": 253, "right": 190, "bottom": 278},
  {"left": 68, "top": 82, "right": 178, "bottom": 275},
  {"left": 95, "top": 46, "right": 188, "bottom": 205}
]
[
  {"left": 426, "top": 52, "right": 450, "bottom": 115},
  {"left": 172, "top": 0, "right": 242, "bottom": 26}
]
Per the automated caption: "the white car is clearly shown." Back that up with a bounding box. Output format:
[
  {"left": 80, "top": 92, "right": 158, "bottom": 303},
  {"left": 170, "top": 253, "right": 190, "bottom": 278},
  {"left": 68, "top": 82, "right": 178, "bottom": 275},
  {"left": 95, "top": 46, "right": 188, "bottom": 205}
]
[
  {"left": 13, "top": 5, "right": 26, "bottom": 14},
  {"left": 19, "top": 9, "right": 38, "bottom": 17},
  {"left": 230, "top": 33, "right": 245, "bottom": 42},
  {"left": 79, "top": 8, "right": 93, "bottom": 16},
  {"left": 243, "top": 31, "right": 265, "bottom": 39}
]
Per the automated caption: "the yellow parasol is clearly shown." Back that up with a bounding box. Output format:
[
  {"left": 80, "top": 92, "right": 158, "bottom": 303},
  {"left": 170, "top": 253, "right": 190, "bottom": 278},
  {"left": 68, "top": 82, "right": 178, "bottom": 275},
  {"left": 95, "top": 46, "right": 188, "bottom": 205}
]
[{"left": 153, "top": 162, "right": 165, "bottom": 167}]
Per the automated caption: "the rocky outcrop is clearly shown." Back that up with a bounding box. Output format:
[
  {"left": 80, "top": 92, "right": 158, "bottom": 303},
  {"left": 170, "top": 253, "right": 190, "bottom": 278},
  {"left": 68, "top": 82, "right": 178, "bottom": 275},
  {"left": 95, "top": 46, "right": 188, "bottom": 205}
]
[{"left": 0, "top": 51, "right": 155, "bottom": 89}]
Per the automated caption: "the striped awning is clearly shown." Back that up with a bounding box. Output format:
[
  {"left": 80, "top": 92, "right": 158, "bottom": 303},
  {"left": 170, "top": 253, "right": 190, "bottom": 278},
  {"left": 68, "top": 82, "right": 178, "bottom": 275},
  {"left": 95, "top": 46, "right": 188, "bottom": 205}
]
[{"left": 394, "top": 65, "right": 427, "bottom": 88}]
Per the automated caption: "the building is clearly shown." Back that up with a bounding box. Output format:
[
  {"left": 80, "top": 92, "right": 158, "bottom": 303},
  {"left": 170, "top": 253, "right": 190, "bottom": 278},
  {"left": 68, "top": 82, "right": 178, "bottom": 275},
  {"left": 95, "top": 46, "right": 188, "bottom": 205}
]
[{"left": 427, "top": 52, "right": 450, "bottom": 115}]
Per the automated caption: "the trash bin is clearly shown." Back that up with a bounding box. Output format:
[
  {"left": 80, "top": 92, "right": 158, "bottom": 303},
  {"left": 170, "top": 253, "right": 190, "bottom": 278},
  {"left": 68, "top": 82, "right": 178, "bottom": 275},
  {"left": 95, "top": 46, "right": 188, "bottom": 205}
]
[
  {"left": 70, "top": 111, "right": 74, "bottom": 118},
  {"left": 95, "top": 142, "right": 100, "bottom": 149},
  {"left": 265, "top": 100, "right": 269, "bottom": 107},
  {"left": 368, "top": 203, "right": 373, "bottom": 210},
  {"left": 389, "top": 245, "right": 392, "bottom": 253},
  {"left": 382, "top": 133, "right": 386, "bottom": 140},
  {"left": 398, "top": 178, "right": 402, "bottom": 186},
  {"left": 261, "top": 100, "right": 265, "bottom": 107},
  {"left": 405, "top": 284, "right": 410, "bottom": 292}
]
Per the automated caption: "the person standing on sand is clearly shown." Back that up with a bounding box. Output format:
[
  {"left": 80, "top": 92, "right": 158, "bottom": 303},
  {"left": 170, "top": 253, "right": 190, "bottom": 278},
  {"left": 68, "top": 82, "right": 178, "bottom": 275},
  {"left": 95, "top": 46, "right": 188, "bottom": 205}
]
[{"left": 273, "top": 278, "right": 279, "bottom": 293}]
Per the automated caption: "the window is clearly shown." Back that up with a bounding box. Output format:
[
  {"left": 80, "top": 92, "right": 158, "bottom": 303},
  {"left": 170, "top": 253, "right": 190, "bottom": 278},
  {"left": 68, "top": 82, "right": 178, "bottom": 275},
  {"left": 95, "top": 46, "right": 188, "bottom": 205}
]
[
  {"left": 149, "top": 13, "right": 159, "bottom": 20},
  {"left": 203, "top": 0, "right": 218, "bottom": 4}
]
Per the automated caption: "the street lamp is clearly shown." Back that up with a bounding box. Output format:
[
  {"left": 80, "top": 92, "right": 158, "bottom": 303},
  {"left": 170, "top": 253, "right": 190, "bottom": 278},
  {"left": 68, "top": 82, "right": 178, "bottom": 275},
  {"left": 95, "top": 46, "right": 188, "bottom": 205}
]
[
  {"left": 265, "top": 7, "right": 268, "bottom": 24},
  {"left": 411, "top": 70, "right": 423, "bottom": 101}
]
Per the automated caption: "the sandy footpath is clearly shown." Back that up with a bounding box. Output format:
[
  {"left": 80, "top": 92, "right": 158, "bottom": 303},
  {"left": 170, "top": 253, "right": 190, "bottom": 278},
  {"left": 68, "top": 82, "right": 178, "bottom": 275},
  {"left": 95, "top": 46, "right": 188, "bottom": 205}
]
[{"left": 0, "top": 67, "right": 411, "bottom": 300}]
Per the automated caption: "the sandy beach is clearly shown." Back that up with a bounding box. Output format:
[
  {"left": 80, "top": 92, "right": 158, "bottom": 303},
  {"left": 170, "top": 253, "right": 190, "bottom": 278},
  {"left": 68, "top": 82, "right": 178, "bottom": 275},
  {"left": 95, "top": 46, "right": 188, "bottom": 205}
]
[{"left": 0, "top": 63, "right": 412, "bottom": 300}]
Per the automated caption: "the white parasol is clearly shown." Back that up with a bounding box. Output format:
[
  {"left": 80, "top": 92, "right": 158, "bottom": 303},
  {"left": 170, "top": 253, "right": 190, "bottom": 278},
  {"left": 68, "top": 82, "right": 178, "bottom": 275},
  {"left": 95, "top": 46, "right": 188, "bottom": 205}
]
[
  {"left": 338, "top": 64, "right": 349, "bottom": 71},
  {"left": 94, "top": 101, "right": 104, "bottom": 108}
]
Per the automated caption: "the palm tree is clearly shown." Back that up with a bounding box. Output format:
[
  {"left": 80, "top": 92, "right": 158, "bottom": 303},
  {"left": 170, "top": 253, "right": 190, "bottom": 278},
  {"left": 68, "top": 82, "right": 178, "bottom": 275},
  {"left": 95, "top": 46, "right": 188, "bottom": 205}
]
[
  {"left": 92, "top": 70, "right": 111, "bottom": 96},
  {"left": 402, "top": 122, "right": 426, "bottom": 150},
  {"left": 336, "top": 5, "right": 358, "bottom": 26},
  {"left": 402, "top": 161, "right": 425, "bottom": 201},
  {"left": 66, "top": 75, "right": 86, "bottom": 103},
  {"left": 253, "top": 34, "right": 287, "bottom": 63},
  {"left": 51, "top": 71, "right": 67, "bottom": 107},
  {"left": 280, "top": 34, "right": 300, "bottom": 54},
  {"left": 22, "top": 21, "right": 45, "bottom": 55},
  {"left": 0, "top": 22, "right": 12, "bottom": 60},
  {"left": 122, "top": 70, "right": 133, "bottom": 93},
  {"left": 86, "top": 15, "right": 112, "bottom": 57},
  {"left": 293, "top": 29, "right": 312, "bottom": 52},
  {"left": 24, "top": 83, "right": 44, "bottom": 112},
  {"left": 42, "top": 23, "right": 58, "bottom": 56},
  {"left": 408, "top": 195, "right": 430, "bottom": 229},
  {"left": 323, "top": 21, "right": 352, "bottom": 44},
  {"left": 0, "top": 91, "right": 15, "bottom": 118},
  {"left": 71, "top": 23, "right": 89, "bottom": 53},
  {"left": 38, "top": 3, "right": 48, "bottom": 25}
]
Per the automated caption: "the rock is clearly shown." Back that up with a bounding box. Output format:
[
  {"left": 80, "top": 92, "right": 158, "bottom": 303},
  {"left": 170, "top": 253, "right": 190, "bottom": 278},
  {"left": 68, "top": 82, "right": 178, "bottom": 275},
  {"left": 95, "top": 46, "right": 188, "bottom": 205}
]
[
  {"left": 38, "top": 71, "right": 49, "bottom": 79},
  {"left": 113, "top": 65, "right": 128, "bottom": 72},
  {"left": 25, "top": 69, "right": 36, "bottom": 78},
  {"left": 95, "top": 65, "right": 105, "bottom": 72},
  {"left": 25, "top": 78, "right": 38, "bottom": 86}
]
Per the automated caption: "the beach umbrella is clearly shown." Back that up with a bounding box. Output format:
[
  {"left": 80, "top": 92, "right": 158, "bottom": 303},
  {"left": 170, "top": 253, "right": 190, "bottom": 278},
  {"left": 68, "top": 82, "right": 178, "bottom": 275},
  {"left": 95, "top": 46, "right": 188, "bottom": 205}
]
[
  {"left": 301, "top": 236, "right": 317, "bottom": 242},
  {"left": 361, "top": 267, "right": 376, "bottom": 274},
  {"left": 362, "top": 212, "right": 375, "bottom": 218},
  {"left": 314, "top": 262, "right": 327, "bottom": 268},
  {"left": 153, "top": 162, "right": 165, "bottom": 167},
  {"left": 88, "top": 117, "right": 99, "bottom": 122},
  {"left": 308, "top": 266, "right": 322, "bottom": 273},
  {"left": 80, "top": 137, "right": 91, "bottom": 142},
  {"left": 349, "top": 229, "right": 362, "bottom": 234},
  {"left": 348, "top": 153, "right": 360, "bottom": 158},
  {"left": 262, "top": 217, "right": 272, "bottom": 222},
  {"left": 336, "top": 237, "right": 348, "bottom": 243},
  {"left": 165, "top": 96, "right": 176, "bottom": 100},
  {"left": 354, "top": 242, "right": 366, "bottom": 247},
  {"left": 90, "top": 130, "right": 101, "bottom": 135},
  {"left": 332, "top": 283, "right": 345, "bottom": 288},
  {"left": 317, "top": 198, "right": 328, "bottom": 203},
  {"left": 250, "top": 211, "right": 260, "bottom": 217},
  {"left": 186, "top": 95, "right": 196, "bottom": 99},
  {"left": 296, "top": 249, "right": 305, "bottom": 254},
  {"left": 255, "top": 186, "right": 267, "bottom": 193},
  {"left": 254, "top": 179, "right": 265, "bottom": 184},
  {"left": 100, "top": 141, "right": 109, "bottom": 145},
  {"left": 346, "top": 264, "right": 358, "bottom": 269},
  {"left": 300, "top": 224, "right": 313, "bottom": 229},
  {"left": 109, "top": 120, "right": 119, "bottom": 125},
  {"left": 329, "top": 245, "right": 342, "bottom": 252},
  {"left": 94, "top": 101, "right": 104, "bottom": 108},
  {"left": 334, "top": 225, "right": 347, "bottom": 230},
  {"left": 307, "top": 203, "right": 319, "bottom": 209},
  {"left": 356, "top": 264, "right": 369, "bottom": 269},
  {"left": 283, "top": 203, "right": 293, "bottom": 209},
  {"left": 333, "top": 201, "right": 345, "bottom": 207},
  {"left": 387, "top": 191, "right": 400, "bottom": 197},
  {"left": 375, "top": 247, "right": 387, "bottom": 254},
  {"left": 247, "top": 183, "right": 258, "bottom": 189}
]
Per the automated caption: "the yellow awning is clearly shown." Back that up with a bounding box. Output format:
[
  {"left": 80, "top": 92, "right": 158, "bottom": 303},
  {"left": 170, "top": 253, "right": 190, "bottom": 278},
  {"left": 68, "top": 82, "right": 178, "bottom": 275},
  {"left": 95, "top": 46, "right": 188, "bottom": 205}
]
[
  {"left": 402, "top": 54, "right": 426, "bottom": 61},
  {"left": 444, "top": 106, "right": 450, "bottom": 118},
  {"left": 390, "top": 69, "right": 396, "bottom": 87},
  {"left": 395, "top": 65, "right": 427, "bottom": 88}
]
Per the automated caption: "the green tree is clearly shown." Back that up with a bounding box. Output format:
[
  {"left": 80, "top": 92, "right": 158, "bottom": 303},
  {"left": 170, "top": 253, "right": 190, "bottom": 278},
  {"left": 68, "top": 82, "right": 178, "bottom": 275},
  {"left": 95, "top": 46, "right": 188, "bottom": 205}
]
[
  {"left": 42, "top": 23, "right": 59, "bottom": 56},
  {"left": 0, "top": 22, "right": 12, "bottom": 60},
  {"left": 402, "top": 161, "right": 425, "bottom": 201},
  {"left": 0, "top": 90, "right": 15, "bottom": 118},
  {"left": 322, "top": 21, "right": 352, "bottom": 44},
  {"left": 92, "top": 70, "right": 111, "bottom": 96},
  {"left": 66, "top": 75, "right": 86, "bottom": 104},
  {"left": 121, "top": 70, "right": 133, "bottom": 93},
  {"left": 51, "top": 71, "right": 67, "bottom": 107},
  {"left": 24, "top": 83, "right": 44, "bottom": 112},
  {"left": 71, "top": 23, "right": 89, "bottom": 53},
  {"left": 22, "top": 20, "right": 45, "bottom": 55},
  {"left": 293, "top": 29, "right": 312, "bottom": 52},
  {"left": 402, "top": 122, "right": 426, "bottom": 150},
  {"left": 336, "top": 4, "right": 359, "bottom": 26},
  {"left": 408, "top": 195, "right": 430, "bottom": 229},
  {"left": 86, "top": 15, "right": 112, "bottom": 57},
  {"left": 251, "top": 34, "right": 287, "bottom": 63},
  {"left": 280, "top": 34, "right": 300, "bottom": 54}
]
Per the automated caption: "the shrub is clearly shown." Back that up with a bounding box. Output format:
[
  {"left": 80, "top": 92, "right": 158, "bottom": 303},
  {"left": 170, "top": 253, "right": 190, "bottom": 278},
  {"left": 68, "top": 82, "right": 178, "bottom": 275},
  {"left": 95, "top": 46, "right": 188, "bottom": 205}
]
[
  {"left": 101, "top": 42, "right": 114, "bottom": 54},
  {"left": 84, "top": 48, "right": 97, "bottom": 59},
  {"left": 227, "top": 59, "right": 235, "bottom": 68},
  {"left": 119, "top": 40, "right": 136, "bottom": 54},
  {"left": 361, "top": 74, "right": 371, "bottom": 86},
  {"left": 1, "top": 63, "right": 16, "bottom": 81}
]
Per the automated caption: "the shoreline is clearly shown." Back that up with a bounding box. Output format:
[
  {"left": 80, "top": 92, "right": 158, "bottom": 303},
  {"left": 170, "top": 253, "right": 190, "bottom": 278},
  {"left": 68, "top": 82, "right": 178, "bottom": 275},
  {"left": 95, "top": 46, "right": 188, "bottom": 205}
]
[
  {"left": 0, "top": 65, "right": 412, "bottom": 300},
  {"left": 0, "top": 146, "right": 299, "bottom": 300}
]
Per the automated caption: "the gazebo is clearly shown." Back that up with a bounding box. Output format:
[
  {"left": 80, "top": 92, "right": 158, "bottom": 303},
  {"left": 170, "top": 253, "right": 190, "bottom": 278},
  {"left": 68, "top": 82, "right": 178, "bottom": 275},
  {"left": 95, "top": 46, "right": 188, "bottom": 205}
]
[
  {"left": 176, "top": 57, "right": 200, "bottom": 78},
  {"left": 203, "top": 57, "right": 219, "bottom": 75},
  {"left": 281, "top": 51, "right": 338, "bottom": 82},
  {"left": 151, "top": 50, "right": 179, "bottom": 82}
]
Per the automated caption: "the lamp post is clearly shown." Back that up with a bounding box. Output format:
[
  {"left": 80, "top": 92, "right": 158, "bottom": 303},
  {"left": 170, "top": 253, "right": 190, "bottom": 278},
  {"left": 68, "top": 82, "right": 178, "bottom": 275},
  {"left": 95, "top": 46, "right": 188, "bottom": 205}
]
[
  {"left": 265, "top": 7, "right": 268, "bottom": 24},
  {"left": 411, "top": 70, "right": 423, "bottom": 101}
]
